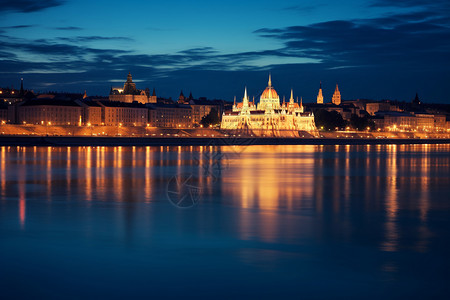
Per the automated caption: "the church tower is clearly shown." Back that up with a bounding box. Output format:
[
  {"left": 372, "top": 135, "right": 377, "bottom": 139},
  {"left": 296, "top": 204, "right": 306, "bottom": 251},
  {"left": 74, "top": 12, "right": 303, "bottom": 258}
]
[
  {"left": 317, "top": 82, "right": 323, "bottom": 104},
  {"left": 123, "top": 72, "right": 137, "bottom": 94},
  {"left": 332, "top": 83, "right": 341, "bottom": 105}
]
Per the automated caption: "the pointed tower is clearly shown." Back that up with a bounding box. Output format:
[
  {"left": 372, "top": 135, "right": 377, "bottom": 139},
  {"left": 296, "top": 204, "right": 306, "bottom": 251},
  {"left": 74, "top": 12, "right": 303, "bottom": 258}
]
[
  {"left": 243, "top": 86, "right": 249, "bottom": 108},
  {"left": 289, "top": 89, "right": 294, "bottom": 104},
  {"left": 268, "top": 73, "right": 272, "bottom": 87},
  {"left": 188, "top": 91, "right": 193, "bottom": 101},
  {"left": 233, "top": 96, "right": 236, "bottom": 108},
  {"left": 300, "top": 97, "right": 304, "bottom": 113},
  {"left": 178, "top": 90, "right": 186, "bottom": 103},
  {"left": 20, "top": 78, "right": 24, "bottom": 96},
  {"left": 83, "top": 90, "right": 87, "bottom": 99},
  {"left": 317, "top": 81, "right": 323, "bottom": 104},
  {"left": 149, "top": 88, "right": 157, "bottom": 103},
  {"left": 332, "top": 83, "right": 341, "bottom": 105}
]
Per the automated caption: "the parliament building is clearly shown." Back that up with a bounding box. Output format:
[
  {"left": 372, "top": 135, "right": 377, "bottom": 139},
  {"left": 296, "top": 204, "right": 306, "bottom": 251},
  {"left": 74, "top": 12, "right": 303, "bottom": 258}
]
[{"left": 221, "top": 75, "right": 316, "bottom": 135}]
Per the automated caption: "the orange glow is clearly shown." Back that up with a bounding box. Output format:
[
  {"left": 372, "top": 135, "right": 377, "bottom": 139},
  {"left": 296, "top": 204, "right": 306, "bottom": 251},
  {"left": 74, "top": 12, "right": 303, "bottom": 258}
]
[{"left": 1, "top": 147, "right": 5, "bottom": 199}]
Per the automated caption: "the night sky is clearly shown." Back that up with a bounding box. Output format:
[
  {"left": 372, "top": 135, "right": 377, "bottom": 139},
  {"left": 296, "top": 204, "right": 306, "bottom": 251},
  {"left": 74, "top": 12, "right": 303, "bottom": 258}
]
[{"left": 0, "top": 0, "right": 449, "bottom": 103}]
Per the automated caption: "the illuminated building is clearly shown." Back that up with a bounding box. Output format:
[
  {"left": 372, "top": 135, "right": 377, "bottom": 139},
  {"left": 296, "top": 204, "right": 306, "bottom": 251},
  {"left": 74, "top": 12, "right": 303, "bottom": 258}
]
[
  {"left": 221, "top": 75, "right": 316, "bottom": 135},
  {"left": 96, "top": 101, "right": 148, "bottom": 126},
  {"left": 316, "top": 82, "right": 324, "bottom": 104},
  {"left": 148, "top": 103, "right": 193, "bottom": 128},
  {"left": 177, "top": 93, "right": 222, "bottom": 126},
  {"left": 109, "top": 72, "right": 156, "bottom": 104},
  {"left": 77, "top": 100, "right": 102, "bottom": 125},
  {"left": 16, "top": 98, "right": 83, "bottom": 125},
  {"left": 332, "top": 84, "right": 341, "bottom": 105}
]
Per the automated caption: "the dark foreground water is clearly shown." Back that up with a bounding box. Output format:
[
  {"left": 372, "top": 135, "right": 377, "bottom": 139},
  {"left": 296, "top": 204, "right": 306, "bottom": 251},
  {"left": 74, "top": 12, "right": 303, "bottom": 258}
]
[{"left": 1, "top": 145, "right": 449, "bottom": 299}]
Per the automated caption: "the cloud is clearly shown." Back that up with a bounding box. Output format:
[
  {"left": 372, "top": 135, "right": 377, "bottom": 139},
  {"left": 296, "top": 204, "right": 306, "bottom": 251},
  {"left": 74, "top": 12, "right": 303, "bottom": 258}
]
[
  {"left": 0, "top": 0, "right": 65, "bottom": 13},
  {"left": 1, "top": 25, "right": 35, "bottom": 29},
  {"left": 54, "top": 26, "right": 83, "bottom": 31},
  {"left": 57, "top": 36, "right": 134, "bottom": 43},
  {"left": 254, "top": 10, "right": 450, "bottom": 69}
]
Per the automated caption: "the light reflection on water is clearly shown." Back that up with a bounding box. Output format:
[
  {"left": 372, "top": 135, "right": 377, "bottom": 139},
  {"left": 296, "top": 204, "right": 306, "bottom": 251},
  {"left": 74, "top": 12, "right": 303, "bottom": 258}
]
[{"left": 1, "top": 144, "right": 450, "bottom": 298}]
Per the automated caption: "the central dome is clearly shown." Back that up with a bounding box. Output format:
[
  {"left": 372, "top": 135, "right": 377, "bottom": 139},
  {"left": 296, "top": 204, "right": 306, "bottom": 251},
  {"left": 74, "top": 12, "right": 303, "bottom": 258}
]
[
  {"left": 260, "top": 74, "right": 279, "bottom": 99},
  {"left": 261, "top": 86, "right": 278, "bottom": 99}
]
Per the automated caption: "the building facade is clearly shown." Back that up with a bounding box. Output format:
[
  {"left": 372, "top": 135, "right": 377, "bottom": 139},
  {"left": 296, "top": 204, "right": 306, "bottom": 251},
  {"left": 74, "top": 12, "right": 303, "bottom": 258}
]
[
  {"left": 221, "top": 75, "right": 316, "bottom": 134},
  {"left": 148, "top": 104, "right": 192, "bottom": 128},
  {"left": 109, "top": 73, "right": 156, "bottom": 104},
  {"left": 16, "top": 99, "right": 83, "bottom": 125}
]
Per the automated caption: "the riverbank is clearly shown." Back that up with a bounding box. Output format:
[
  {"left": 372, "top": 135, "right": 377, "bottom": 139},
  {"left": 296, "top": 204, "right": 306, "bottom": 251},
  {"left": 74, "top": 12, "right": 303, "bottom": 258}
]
[{"left": 1, "top": 135, "right": 449, "bottom": 146}]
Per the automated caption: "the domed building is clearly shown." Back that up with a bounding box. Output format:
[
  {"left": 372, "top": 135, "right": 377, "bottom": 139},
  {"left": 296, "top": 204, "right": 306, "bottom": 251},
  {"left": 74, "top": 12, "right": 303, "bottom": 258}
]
[{"left": 221, "top": 75, "right": 316, "bottom": 136}]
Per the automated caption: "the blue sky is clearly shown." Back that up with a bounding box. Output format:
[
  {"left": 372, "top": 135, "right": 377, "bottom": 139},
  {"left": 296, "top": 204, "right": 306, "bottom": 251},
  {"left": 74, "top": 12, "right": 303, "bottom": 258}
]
[{"left": 0, "top": 0, "right": 449, "bottom": 103}]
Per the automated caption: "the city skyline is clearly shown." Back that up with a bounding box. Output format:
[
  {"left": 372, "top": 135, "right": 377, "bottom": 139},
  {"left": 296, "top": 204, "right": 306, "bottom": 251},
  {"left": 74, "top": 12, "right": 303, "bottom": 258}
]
[{"left": 0, "top": 0, "right": 449, "bottom": 103}]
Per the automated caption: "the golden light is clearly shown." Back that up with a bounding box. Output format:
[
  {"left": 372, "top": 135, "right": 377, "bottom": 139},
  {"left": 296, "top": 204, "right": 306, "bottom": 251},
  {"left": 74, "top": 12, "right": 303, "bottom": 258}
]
[{"left": 87, "top": 122, "right": 91, "bottom": 127}]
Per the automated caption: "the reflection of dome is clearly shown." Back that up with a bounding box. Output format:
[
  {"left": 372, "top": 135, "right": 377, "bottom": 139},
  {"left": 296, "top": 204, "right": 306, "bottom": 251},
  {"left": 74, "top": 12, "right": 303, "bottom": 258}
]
[{"left": 261, "top": 87, "right": 278, "bottom": 99}]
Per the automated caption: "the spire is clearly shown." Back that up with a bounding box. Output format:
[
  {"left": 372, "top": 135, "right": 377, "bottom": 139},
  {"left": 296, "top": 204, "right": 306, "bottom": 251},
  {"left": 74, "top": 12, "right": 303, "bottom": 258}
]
[
  {"left": 317, "top": 81, "right": 324, "bottom": 104},
  {"left": 127, "top": 72, "right": 132, "bottom": 82},
  {"left": 252, "top": 96, "right": 255, "bottom": 104},
  {"left": 233, "top": 96, "right": 236, "bottom": 106},
  {"left": 152, "top": 88, "right": 156, "bottom": 96},
  {"left": 268, "top": 73, "right": 272, "bottom": 87},
  {"left": 332, "top": 83, "right": 341, "bottom": 105},
  {"left": 20, "top": 78, "right": 24, "bottom": 95},
  {"left": 83, "top": 90, "right": 87, "bottom": 99},
  {"left": 300, "top": 97, "right": 303, "bottom": 107},
  {"left": 243, "top": 87, "right": 249, "bottom": 107},
  {"left": 282, "top": 96, "right": 285, "bottom": 106},
  {"left": 290, "top": 89, "right": 294, "bottom": 103}
]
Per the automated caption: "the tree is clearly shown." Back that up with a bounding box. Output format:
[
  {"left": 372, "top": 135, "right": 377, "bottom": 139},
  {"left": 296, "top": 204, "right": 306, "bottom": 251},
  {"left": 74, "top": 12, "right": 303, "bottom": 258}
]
[
  {"left": 314, "top": 109, "right": 346, "bottom": 131},
  {"left": 349, "top": 114, "right": 376, "bottom": 131},
  {"left": 200, "top": 107, "right": 220, "bottom": 127}
]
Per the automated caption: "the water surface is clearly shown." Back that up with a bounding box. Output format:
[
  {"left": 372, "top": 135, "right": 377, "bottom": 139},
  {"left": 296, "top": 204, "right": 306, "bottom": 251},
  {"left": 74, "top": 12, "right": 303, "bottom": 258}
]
[{"left": 1, "top": 145, "right": 449, "bottom": 299}]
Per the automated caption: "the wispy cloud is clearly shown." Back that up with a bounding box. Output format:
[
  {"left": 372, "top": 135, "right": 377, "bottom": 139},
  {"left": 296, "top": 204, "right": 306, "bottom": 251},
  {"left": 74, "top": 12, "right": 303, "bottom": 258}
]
[
  {"left": 54, "top": 26, "right": 83, "bottom": 31},
  {"left": 0, "top": 0, "right": 65, "bottom": 13}
]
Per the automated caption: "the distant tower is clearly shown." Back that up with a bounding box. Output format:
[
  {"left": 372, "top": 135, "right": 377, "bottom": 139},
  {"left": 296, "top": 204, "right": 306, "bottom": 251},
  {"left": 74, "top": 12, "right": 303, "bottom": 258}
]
[
  {"left": 178, "top": 90, "right": 186, "bottom": 103},
  {"left": 188, "top": 91, "right": 193, "bottom": 101},
  {"left": 83, "top": 90, "right": 87, "bottom": 99},
  {"left": 332, "top": 83, "right": 341, "bottom": 105},
  {"left": 123, "top": 72, "right": 137, "bottom": 94},
  {"left": 413, "top": 93, "right": 421, "bottom": 105},
  {"left": 150, "top": 88, "right": 157, "bottom": 103},
  {"left": 316, "top": 81, "right": 323, "bottom": 104},
  {"left": 289, "top": 89, "right": 294, "bottom": 104},
  {"left": 20, "top": 78, "right": 24, "bottom": 96}
]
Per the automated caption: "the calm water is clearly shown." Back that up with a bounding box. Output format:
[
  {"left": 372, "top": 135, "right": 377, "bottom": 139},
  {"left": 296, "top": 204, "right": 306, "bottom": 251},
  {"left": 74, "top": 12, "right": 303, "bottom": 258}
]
[{"left": 1, "top": 144, "right": 450, "bottom": 299}]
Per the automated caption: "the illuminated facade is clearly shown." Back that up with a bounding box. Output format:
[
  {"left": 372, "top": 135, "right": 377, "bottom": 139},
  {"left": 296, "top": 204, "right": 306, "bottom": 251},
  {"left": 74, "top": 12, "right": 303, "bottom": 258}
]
[
  {"left": 109, "top": 72, "right": 156, "bottom": 104},
  {"left": 316, "top": 82, "right": 323, "bottom": 104},
  {"left": 221, "top": 75, "right": 316, "bottom": 135},
  {"left": 332, "top": 84, "right": 341, "bottom": 105}
]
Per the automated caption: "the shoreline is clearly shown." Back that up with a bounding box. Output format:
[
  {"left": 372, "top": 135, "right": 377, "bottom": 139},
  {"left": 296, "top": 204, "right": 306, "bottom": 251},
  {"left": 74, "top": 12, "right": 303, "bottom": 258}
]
[{"left": 1, "top": 136, "right": 449, "bottom": 146}]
